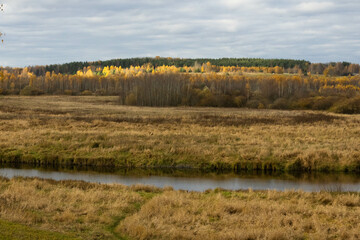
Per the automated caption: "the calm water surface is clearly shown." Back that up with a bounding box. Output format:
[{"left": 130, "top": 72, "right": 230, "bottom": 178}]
[{"left": 0, "top": 165, "right": 359, "bottom": 192}]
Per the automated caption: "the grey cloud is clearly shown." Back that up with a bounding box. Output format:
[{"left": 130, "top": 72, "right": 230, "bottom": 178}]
[{"left": 0, "top": 0, "right": 359, "bottom": 67}]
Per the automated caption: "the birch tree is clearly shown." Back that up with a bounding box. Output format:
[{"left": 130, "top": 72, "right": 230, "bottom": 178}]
[{"left": 0, "top": 4, "right": 4, "bottom": 43}]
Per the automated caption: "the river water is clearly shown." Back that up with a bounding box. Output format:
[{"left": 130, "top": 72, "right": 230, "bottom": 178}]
[{"left": 0, "top": 166, "right": 359, "bottom": 192}]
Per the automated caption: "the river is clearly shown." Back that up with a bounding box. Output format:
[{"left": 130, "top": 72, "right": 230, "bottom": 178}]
[{"left": 1, "top": 165, "right": 359, "bottom": 192}]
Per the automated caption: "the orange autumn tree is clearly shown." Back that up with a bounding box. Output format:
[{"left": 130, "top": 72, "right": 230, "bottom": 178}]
[{"left": 0, "top": 57, "right": 359, "bottom": 112}]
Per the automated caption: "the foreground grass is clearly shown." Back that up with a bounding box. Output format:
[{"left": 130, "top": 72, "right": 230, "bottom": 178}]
[
  {"left": 0, "top": 219, "right": 78, "bottom": 240},
  {"left": 0, "top": 177, "right": 359, "bottom": 239},
  {"left": 119, "top": 189, "right": 360, "bottom": 240},
  {"left": 0, "top": 177, "right": 156, "bottom": 239},
  {"left": 0, "top": 96, "right": 360, "bottom": 172}
]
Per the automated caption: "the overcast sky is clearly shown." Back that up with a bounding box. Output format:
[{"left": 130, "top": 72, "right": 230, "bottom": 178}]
[{"left": 0, "top": 0, "right": 360, "bottom": 67}]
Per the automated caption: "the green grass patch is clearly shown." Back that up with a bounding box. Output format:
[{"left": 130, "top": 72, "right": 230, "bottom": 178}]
[{"left": 0, "top": 219, "right": 78, "bottom": 240}]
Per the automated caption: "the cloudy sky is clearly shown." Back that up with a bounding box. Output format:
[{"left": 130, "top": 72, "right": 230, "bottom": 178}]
[{"left": 0, "top": 0, "right": 360, "bottom": 67}]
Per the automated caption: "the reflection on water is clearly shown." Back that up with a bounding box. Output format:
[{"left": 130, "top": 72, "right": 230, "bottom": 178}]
[{"left": 0, "top": 163, "right": 359, "bottom": 192}]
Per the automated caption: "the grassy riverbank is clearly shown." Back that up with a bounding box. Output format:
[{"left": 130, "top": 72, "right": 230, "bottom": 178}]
[
  {"left": 0, "top": 96, "right": 360, "bottom": 172},
  {"left": 0, "top": 177, "right": 359, "bottom": 239}
]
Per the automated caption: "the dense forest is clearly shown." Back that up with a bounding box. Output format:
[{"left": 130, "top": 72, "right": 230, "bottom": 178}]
[
  {"left": 1, "top": 57, "right": 359, "bottom": 76},
  {"left": 0, "top": 58, "right": 360, "bottom": 113},
  {"left": 42, "top": 57, "right": 311, "bottom": 75}
]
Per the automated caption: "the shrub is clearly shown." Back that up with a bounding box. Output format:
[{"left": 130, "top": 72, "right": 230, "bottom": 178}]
[
  {"left": 270, "top": 98, "right": 290, "bottom": 109},
  {"left": 258, "top": 103, "right": 265, "bottom": 109},
  {"left": 293, "top": 98, "right": 315, "bottom": 109},
  {"left": 198, "top": 87, "right": 216, "bottom": 107},
  {"left": 246, "top": 99, "right": 266, "bottom": 109},
  {"left": 20, "top": 86, "right": 44, "bottom": 96},
  {"left": 95, "top": 89, "right": 106, "bottom": 96},
  {"left": 64, "top": 90, "right": 75, "bottom": 95},
  {"left": 199, "top": 94, "right": 216, "bottom": 107},
  {"left": 312, "top": 96, "right": 339, "bottom": 110},
  {"left": 331, "top": 97, "right": 360, "bottom": 114},
  {"left": 0, "top": 88, "right": 9, "bottom": 95},
  {"left": 81, "top": 90, "right": 93, "bottom": 96},
  {"left": 233, "top": 96, "right": 247, "bottom": 107},
  {"left": 125, "top": 93, "right": 137, "bottom": 105}
]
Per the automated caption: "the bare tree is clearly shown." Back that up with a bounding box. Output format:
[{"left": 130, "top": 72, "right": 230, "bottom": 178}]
[{"left": 0, "top": 4, "right": 4, "bottom": 43}]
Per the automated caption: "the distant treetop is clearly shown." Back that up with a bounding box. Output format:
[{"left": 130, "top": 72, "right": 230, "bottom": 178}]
[{"left": 44, "top": 57, "right": 311, "bottom": 75}]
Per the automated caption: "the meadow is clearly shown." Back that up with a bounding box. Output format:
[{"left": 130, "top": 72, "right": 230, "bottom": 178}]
[
  {"left": 0, "top": 96, "right": 360, "bottom": 172},
  {"left": 0, "top": 177, "right": 359, "bottom": 239},
  {"left": 1, "top": 96, "right": 360, "bottom": 239}
]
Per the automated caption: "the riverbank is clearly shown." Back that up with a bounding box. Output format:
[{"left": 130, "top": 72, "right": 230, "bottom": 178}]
[
  {"left": 0, "top": 96, "right": 360, "bottom": 172},
  {"left": 0, "top": 177, "right": 359, "bottom": 239}
]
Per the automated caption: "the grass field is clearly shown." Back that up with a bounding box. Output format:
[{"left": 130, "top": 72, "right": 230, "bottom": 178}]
[
  {"left": 0, "top": 219, "right": 77, "bottom": 240},
  {"left": 0, "top": 177, "right": 359, "bottom": 239},
  {"left": 0, "top": 96, "right": 360, "bottom": 172}
]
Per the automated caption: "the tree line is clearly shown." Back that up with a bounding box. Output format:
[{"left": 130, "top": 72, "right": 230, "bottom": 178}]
[
  {"left": 18, "top": 57, "right": 311, "bottom": 75},
  {"left": 0, "top": 63, "right": 359, "bottom": 113},
  {"left": 2, "top": 57, "right": 359, "bottom": 77}
]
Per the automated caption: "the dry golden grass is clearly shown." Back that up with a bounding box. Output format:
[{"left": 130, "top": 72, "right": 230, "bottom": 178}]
[
  {"left": 0, "top": 176, "right": 161, "bottom": 239},
  {"left": 0, "top": 177, "right": 359, "bottom": 240},
  {"left": 0, "top": 96, "right": 360, "bottom": 171},
  {"left": 118, "top": 190, "right": 360, "bottom": 240}
]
